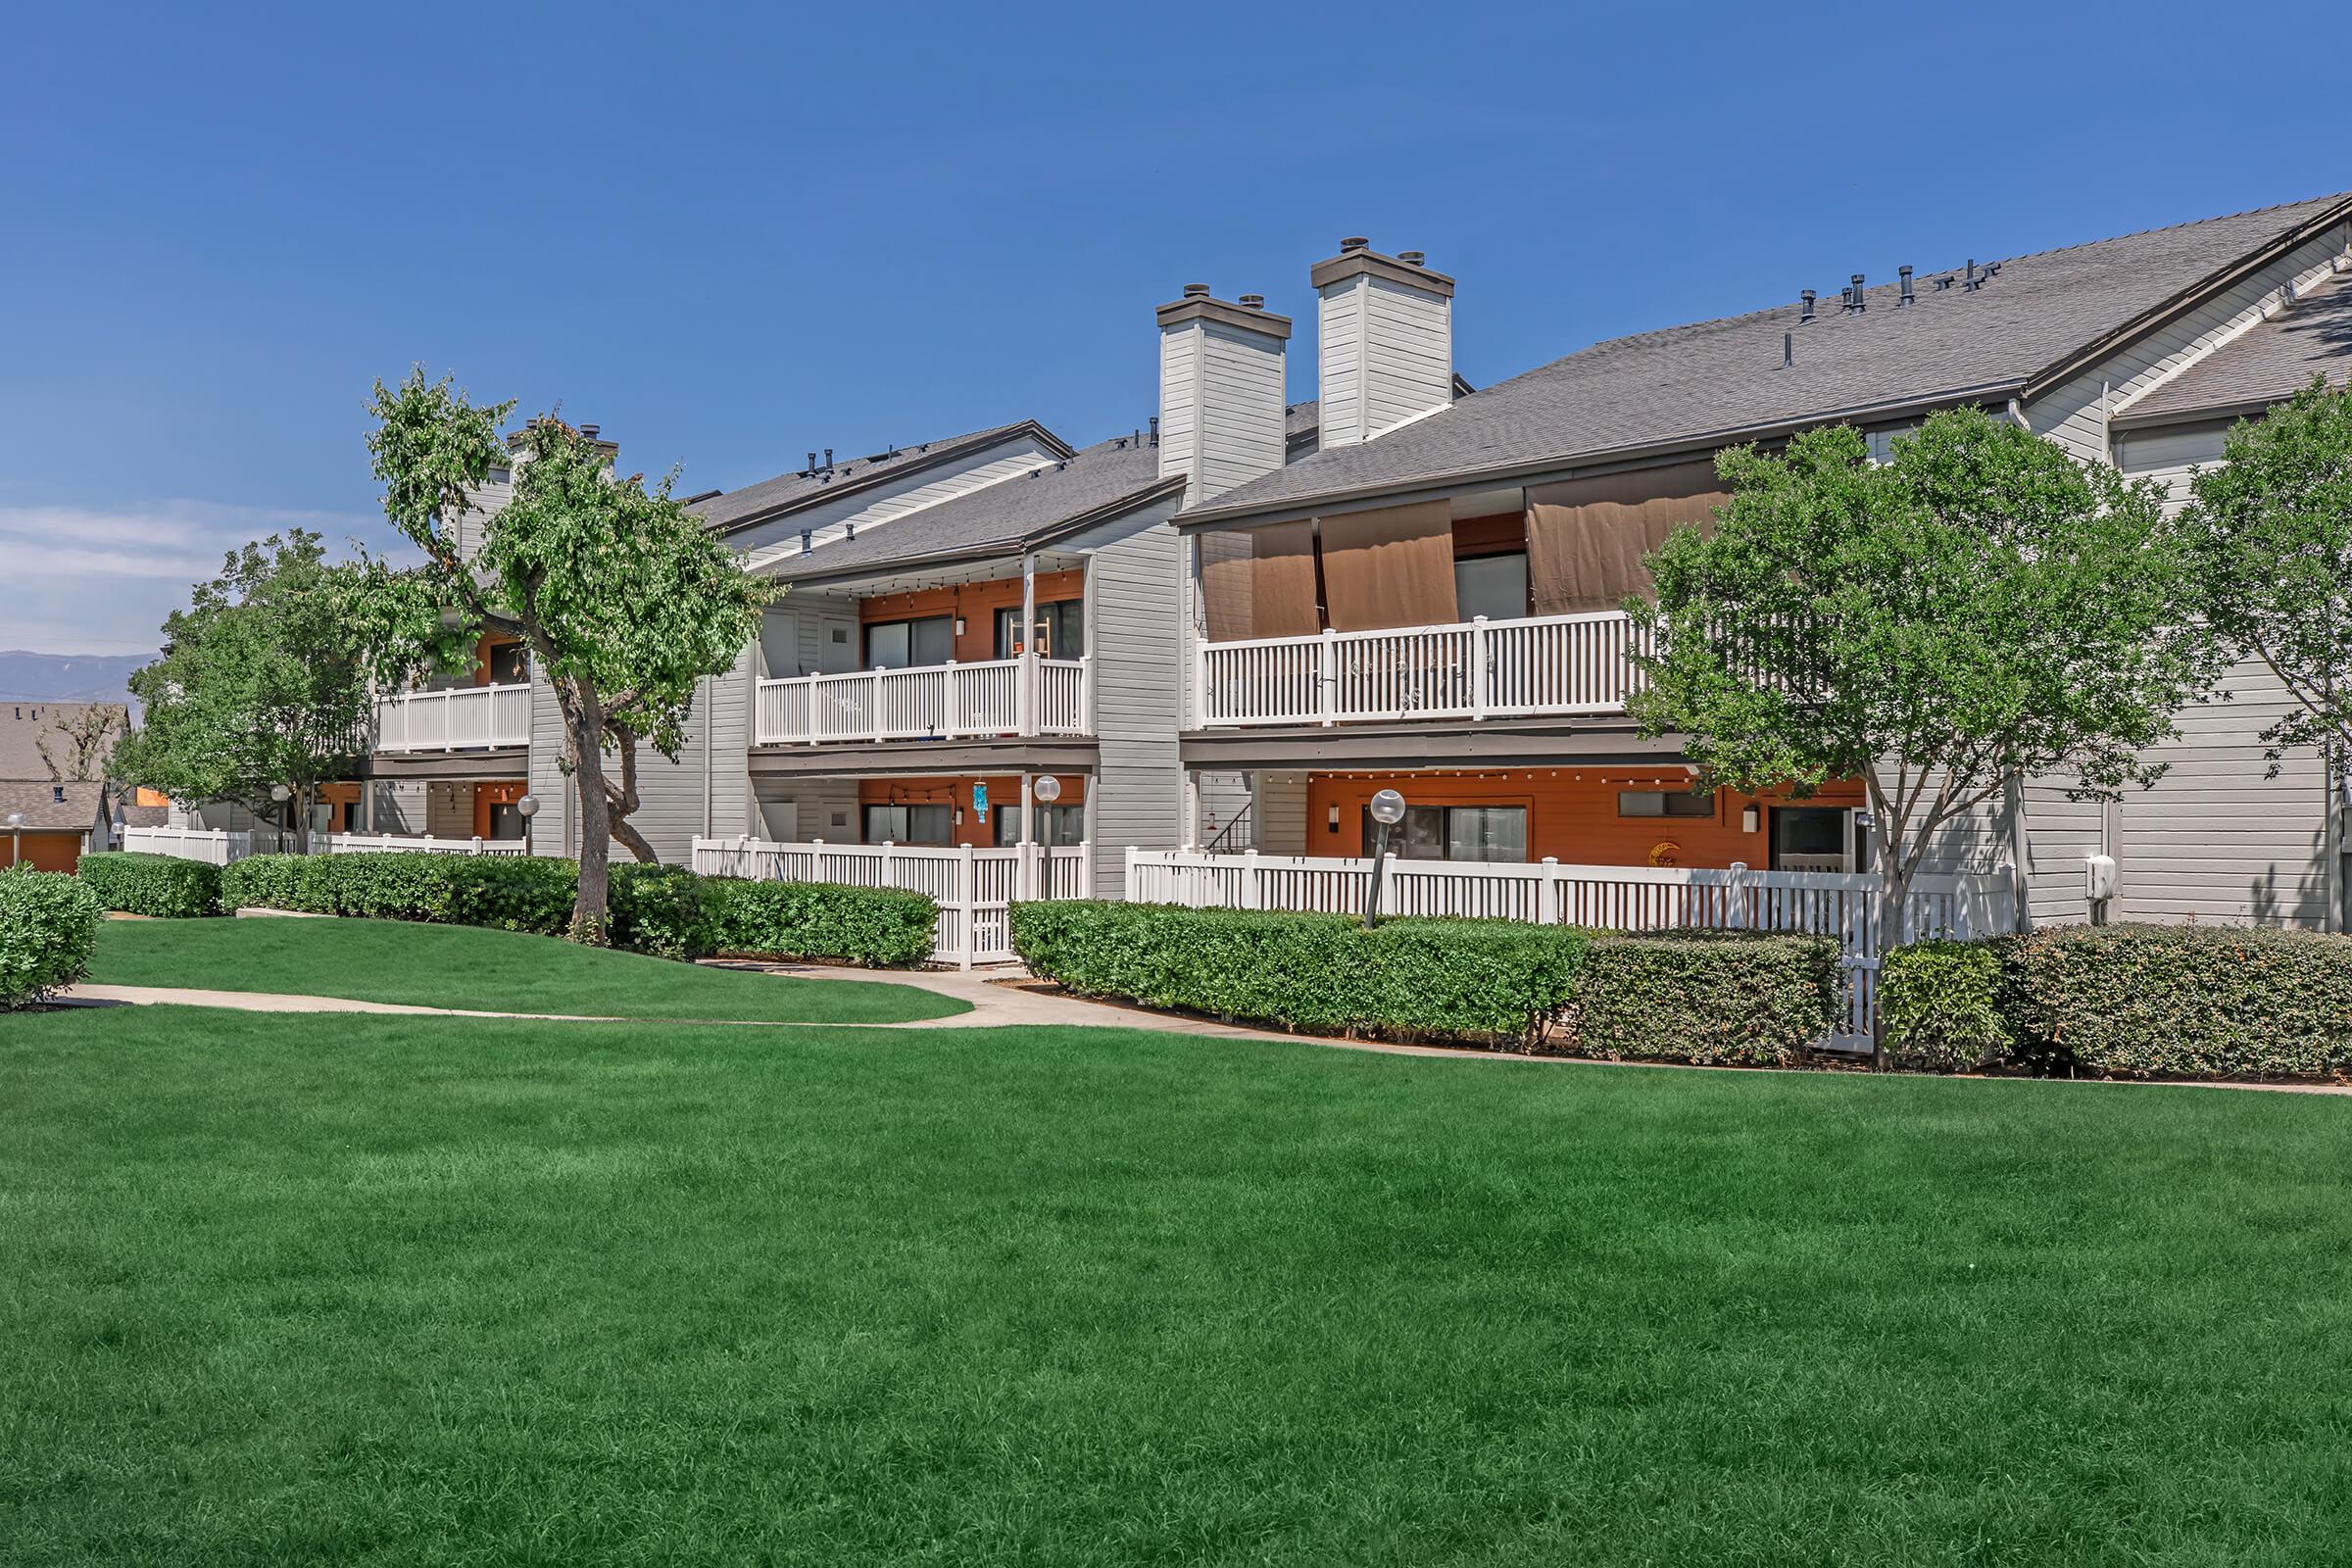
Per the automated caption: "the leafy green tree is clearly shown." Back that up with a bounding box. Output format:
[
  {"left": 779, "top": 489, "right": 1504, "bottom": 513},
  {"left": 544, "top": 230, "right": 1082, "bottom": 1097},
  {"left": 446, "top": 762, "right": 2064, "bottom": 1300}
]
[
  {"left": 348, "top": 370, "right": 772, "bottom": 940},
  {"left": 1627, "top": 408, "right": 2211, "bottom": 999},
  {"left": 111, "top": 530, "right": 372, "bottom": 848},
  {"left": 2178, "top": 375, "right": 2352, "bottom": 778}
]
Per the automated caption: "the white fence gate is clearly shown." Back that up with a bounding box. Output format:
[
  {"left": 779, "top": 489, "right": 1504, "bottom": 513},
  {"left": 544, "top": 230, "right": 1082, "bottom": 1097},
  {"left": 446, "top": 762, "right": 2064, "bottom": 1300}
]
[
  {"left": 692, "top": 837, "right": 1091, "bottom": 968},
  {"left": 1125, "top": 848, "right": 2019, "bottom": 1047}
]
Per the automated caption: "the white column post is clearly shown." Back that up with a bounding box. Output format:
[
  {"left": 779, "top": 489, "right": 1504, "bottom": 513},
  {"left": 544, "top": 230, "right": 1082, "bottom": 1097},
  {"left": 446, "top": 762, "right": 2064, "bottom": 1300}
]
[
  {"left": 1183, "top": 769, "right": 1202, "bottom": 850},
  {"left": 1470, "top": 615, "right": 1490, "bottom": 721},
  {"left": 872, "top": 671, "right": 886, "bottom": 743},
  {"left": 1319, "top": 628, "right": 1339, "bottom": 726},
  {"left": 1020, "top": 553, "right": 1038, "bottom": 738},
  {"left": 1124, "top": 844, "right": 1138, "bottom": 903},
  {"left": 943, "top": 661, "right": 960, "bottom": 739}
]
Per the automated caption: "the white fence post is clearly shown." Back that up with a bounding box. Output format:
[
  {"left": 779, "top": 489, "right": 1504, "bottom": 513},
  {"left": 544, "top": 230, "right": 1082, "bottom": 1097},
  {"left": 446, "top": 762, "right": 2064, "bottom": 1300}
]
[
  {"left": 1241, "top": 848, "right": 1261, "bottom": 910},
  {"left": 1318, "top": 628, "right": 1339, "bottom": 727},
  {"left": 956, "top": 843, "right": 977, "bottom": 971},
  {"left": 1470, "top": 615, "right": 1489, "bottom": 721},
  {"left": 1539, "top": 857, "right": 1560, "bottom": 925}
]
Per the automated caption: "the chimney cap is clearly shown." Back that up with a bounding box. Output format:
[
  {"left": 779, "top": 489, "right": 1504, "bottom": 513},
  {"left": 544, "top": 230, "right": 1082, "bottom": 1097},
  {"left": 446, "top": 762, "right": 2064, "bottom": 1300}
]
[
  {"left": 1309, "top": 244, "right": 1456, "bottom": 298},
  {"left": 1182, "top": 282, "right": 1211, "bottom": 299},
  {"left": 1396, "top": 250, "right": 1426, "bottom": 267},
  {"left": 1340, "top": 236, "right": 1369, "bottom": 251},
  {"left": 1238, "top": 293, "right": 1265, "bottom": 310},
  {"left": 1155, "top": 290, "right": 1295, "bottom": 338}
]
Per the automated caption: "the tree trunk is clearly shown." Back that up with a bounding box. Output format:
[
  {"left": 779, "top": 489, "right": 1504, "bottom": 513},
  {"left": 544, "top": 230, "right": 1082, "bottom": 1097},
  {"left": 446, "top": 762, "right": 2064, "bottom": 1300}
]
[
  {"left": 612, "top": 812, "right": 661, "bottom": 864},
  {"left": 604, "top": 725, "right": 661, "bottom": 864},
  {"left": 564, "top": 687, "right": 613, "bottom": 942}
]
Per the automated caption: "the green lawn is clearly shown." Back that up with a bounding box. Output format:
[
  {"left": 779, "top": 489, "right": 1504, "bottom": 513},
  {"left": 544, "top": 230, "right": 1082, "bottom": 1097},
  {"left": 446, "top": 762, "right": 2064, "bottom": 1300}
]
[
  {"left": 84, "top": 915, "right": 965, "bottom": 1023},
  {"left": 5, "top": 1004, "right": 2351, "bottom": 1565}
]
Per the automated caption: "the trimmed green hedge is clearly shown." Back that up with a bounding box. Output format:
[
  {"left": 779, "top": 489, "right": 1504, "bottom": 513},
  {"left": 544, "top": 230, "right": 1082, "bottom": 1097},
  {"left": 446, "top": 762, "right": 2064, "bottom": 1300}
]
[
  {"left": 707, "top": 878, "right": 939, "bottom": 967},
  {"left": 2002, "top": 923, "right": 2352, "bottom": 1081},
  {"left": 1009, "top": 901, "right": 1591, "bottom": 1047},
  {"left": 76, "top": 852, "right": 222, "bottom": 918},
  {"left": 220, "top": 852, "right": 940, "bottom": 967},
  {"left": 610, "top": 864, "right": 719, "bottom": 961},
  {"left": 1880, "top": 938, "right": 2012, "bottom": 1072},
  {"left": 1560, "top": 931, "right": 1841, "bottom": 1066},
  {"left": 1, "top": 867, "right": 103, "bottom": 1007}
]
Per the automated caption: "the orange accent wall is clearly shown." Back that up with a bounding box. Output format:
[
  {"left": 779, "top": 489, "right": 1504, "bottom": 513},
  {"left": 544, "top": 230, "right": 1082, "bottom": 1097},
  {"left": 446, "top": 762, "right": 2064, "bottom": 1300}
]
[
  {"left": 472, "top": 779, "right": 527, "bottom": 839},
  {"left": 471, "top": 632, "right": 522, "bottom": 686},
  {"left": 134, "top": 787, "right": 169, "bottom": 808},
  {"left": 858, "top": 570, "right": 1086, "bottom": 663},
  {"left": 318, "top": 780, "right": 363, "bottom": 834},
  {"left": 855, "top": 773, "right": 1088, "bottom": 846},
  {"left": 1303, "top": 768, "right": 1866, "bottom": 868},
  {"left": 6, "top": 831, "right": 84, "bottom": 873}
]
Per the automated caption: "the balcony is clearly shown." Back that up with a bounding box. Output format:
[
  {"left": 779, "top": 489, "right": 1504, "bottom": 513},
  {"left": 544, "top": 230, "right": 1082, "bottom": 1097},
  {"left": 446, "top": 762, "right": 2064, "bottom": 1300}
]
[
  {"left": 374, "top": 682, "right": 533, "bottom": 753},
  {"left": 1196, "top": 611, "right": 1653, "bottom": 728},
  {"left": 755, "top": 655, "right": 1092, "bottom": 746}
]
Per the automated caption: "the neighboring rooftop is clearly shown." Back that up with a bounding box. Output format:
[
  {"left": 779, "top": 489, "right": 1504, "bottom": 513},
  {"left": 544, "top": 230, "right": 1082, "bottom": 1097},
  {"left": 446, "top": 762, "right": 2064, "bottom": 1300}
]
[
  {"left": 0, "top": 701, "right": 125, "bottom": 782},
  {"left": 689, "top": 421, "right": 1072, "bottom": 535},
  {"left": 1182, "top": 192, "right": 2352, "bottom": 522},
  {"left": 762, "top": 428, "right": 1183, "bottom": 583},
  {"left": 0, "top": 779, "right": 103, "bottom": 831},
  {"left": 2118, "top": 266, "right": 2352, "bottom": 429}
]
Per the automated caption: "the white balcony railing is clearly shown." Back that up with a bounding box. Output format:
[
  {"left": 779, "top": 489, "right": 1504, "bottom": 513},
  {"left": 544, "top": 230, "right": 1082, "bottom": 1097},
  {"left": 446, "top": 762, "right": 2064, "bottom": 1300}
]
[
  {"left": 754, "top": 655, "right": 1091, "bottom": 747},
  {"left": 374, "top": 682, "right": 533, "bottom": 753},
  {"left": 1197, "top": 611, "right": 1654, "bottom": 728}
]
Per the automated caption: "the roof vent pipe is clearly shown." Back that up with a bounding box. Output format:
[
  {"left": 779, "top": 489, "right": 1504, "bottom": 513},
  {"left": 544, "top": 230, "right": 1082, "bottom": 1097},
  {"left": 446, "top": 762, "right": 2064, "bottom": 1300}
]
[
  {"left": 806, "top": 451, "right": 816, "bottom": 473},
  {"left": 823, "top": 448, "right": 833, "bottom": 469},
  {"left": 1964, "top": 258, "right": 1978, "bottom": 292},
  {"left": 1799, "top": 288, "right": 1816, "bottom": 323},
  {"left": 1782, "top": 331, "right": 1793, "bottom": 369},
  {"left": 1848, "top": 273, "right": 1865, "bottom": 314},
  {"left": 1149, "top": 415, "right": 1158, "bottom": 448},
  {"left": 1897, "top": 266, "right": 1914, "bottom": 308},
  {"left": 800, "top": 529, "right": 812, "bottom": 556}
]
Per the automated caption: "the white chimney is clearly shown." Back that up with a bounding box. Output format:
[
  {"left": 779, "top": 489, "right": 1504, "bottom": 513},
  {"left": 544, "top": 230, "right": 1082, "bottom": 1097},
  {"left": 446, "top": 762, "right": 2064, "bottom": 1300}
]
[
  {"left": 1156, "top": 284, "right": 1292, "bottom": 503},
  {"left": 1312, "top": 238, "right": 1453, "bottom": 446}
]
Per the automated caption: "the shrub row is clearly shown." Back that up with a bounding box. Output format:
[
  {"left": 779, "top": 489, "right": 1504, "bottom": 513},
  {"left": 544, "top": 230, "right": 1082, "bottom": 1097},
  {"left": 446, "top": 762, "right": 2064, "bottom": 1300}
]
[
  {"left": 1010, "top": 901, "right": 1591, "bottom": 1046},
  {"left": 76, "top": 852, "right": 223, "bottom": 918},
  {"left": 218, "top": 852, "right": 939, "bottom": 966},
  {"left": 1008, "top": 901, "right": 1840, "bottom": 1055},
  {"left": 706, "top": 878, "right": 940, "bottom": 968},
  {"left": 1562, "top": 931, "right": 1843, "bottom": 1066},
  {"left": 1881, "top": 923, "right": 2352, "bottom": 1081},
  {"left": 1, "top": 867, "right": 103, "bottom": 1007}
]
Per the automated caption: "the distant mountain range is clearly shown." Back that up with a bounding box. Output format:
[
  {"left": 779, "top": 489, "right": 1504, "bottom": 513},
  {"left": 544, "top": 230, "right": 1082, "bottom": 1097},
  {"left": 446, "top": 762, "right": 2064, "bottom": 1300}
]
[{"left": 0, "top": 650, "right": 153, "bottom": 710}]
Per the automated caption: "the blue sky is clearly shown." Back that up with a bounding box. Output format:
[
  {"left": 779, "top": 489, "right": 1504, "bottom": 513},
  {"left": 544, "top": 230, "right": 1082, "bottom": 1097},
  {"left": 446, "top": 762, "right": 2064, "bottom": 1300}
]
[{"left": 3, "top": 0, "right": 2343, "bottom": 655}]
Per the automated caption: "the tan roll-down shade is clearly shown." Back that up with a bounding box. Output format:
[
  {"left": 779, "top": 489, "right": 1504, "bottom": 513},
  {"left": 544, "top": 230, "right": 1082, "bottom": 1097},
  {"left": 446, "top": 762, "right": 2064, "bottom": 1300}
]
[
  {"left": 1526, "top": 458, "right": 1729, "bottom": 615},
  {"left": 1317, "top": 500, "right": 1458, "bottom": 632},
  {"left": 1201, "top": 520, "right": 1320, "bottom": 641}
]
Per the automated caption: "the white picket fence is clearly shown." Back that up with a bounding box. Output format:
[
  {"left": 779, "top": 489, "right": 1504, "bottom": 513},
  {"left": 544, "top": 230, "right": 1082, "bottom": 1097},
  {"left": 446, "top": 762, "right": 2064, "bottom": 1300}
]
[
  {"left": 120, "top": 825, "right": 526, "bottom": 863},
  {"left": 1125, "top": 848, "right": 2019, "bottom": 1047},
  {"left": 373, "top": 682, "right": 533, "bottom": 752},
  {"left": 692, "top": 836, "right": 1092, "bottom": 967},
  {"left": 120, "top": 824, "right": 296, "bottom": 864},
  {"left": 320, "top": 832, "right": 530, "bottom": 858}
]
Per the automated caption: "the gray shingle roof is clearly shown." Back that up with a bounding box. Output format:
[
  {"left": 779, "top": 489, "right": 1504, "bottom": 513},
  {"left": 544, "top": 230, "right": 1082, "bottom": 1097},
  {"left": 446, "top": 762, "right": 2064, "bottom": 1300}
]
[
  {"left": 0, "top": 780, "right": 102, "bottom": 831},
  {"left": 1182, "top": 193, "right": 2352, "bottom": 523},
  {"left": 763, "top": 431, "right": 1180, "bottom": 583},
  {"left": 689, "top": 421, "right": 1071, "bottom": 533},
  {"left": 2119, "top": 268, "right": 2352, "bottom": 428}
]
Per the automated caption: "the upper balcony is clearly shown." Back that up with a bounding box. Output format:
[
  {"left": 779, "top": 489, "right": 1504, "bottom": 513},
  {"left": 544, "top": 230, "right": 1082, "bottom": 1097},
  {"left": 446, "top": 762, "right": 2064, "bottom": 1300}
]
[
  {"left": 756, "top": 654, "right": 1091, "bottom": 746},
  {"left": 1197, "top": 611, "right": 1649, "bottom": 728},
  {"left": 374, "top": 682, "right": 532, "bottom": 753}
]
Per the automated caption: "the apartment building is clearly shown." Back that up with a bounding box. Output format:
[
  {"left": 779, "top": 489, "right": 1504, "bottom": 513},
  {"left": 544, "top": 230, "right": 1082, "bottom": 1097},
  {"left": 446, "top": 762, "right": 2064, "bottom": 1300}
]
[{"left": 1166, "top": 196, "right": 2352, "bottom": 929}]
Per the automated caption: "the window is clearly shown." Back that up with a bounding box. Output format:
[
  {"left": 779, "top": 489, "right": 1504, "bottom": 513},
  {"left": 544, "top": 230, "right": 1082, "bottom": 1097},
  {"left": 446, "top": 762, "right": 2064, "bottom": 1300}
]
[
  {"left": 993, "top": 804, "right": 1087, "bottom": 846},
  {"left": 994, "top": 599, "right": 1085, "bottom": 660},
  {"left": 486, "top": 801, "right": 529, "bottom": 840},
  {"left": 486, "top": 641, "right": 529, "bottom": 685},
  {"left": 1618, "top": 789, "right": 1715, "bottom": 818},
  {"left": 1362, "top": 804, "right": 1528, "bottom": 863},
  {"left": 1771, "top": 807, "right": 1851, "bottom": 869},
  {"left": 862, "top": 803, "right": 954, "bottom": 845},
  {"left": 864, "top": 615, "right": 954, "bottom": 670},
  {"left": 1453, "top": 552, "right": 1528, "bottom": 622}
]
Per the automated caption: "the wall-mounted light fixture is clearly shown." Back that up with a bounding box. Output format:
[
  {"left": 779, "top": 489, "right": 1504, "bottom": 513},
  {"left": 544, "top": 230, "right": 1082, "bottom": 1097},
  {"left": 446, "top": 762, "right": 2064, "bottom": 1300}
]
[
  {"left": 1327, "top": 804, "right": 1341, "bottom": 831},
  {"left": 954, "top": 618, "right": 966, "bottom": 637},
  {"left": 1741, "top": 805, "right": 1761, "bottom": 833}
]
